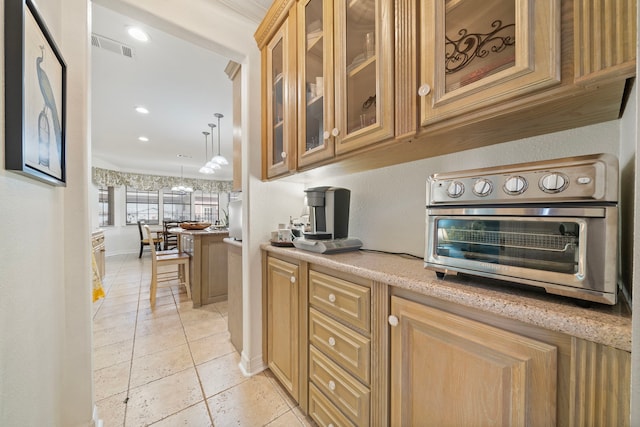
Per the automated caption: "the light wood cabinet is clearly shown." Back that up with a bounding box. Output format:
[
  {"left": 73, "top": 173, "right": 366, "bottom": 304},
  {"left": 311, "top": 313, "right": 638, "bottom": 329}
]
[
  {"left": 257, "top": 0, "right": 635, "bottom": 179},
  {"left": 180, "top": 232, "right": 228, "bottom": 307},
  {"left": 259, "top": 5, "right": 297, "bottom": 179},
  {"left": 418, "top": 0, "right": 560, "bottom": 126},
  {"left": 91, "top": 230, "right": 105, "bottom": 279},
  {"left": 265, "top": 255, "right": 301, "bottom": 401},
  {"left": 389, "top": 295, "right": 557, "bottom": 426},
  {"left": 296, "top": 0, "right": 394, "bottom": 167},
  {"left": 262, "top": 249, "right": 631, "bottom": 426},
  {"left": 226, "top": 242, "right": 242, "bottom": 353}
]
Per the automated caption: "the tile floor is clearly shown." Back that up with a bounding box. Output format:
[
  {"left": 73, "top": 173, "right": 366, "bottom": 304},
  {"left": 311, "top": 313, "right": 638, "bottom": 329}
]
[{"left": 93, "top": 253, "right": 314, "bottom": 427}]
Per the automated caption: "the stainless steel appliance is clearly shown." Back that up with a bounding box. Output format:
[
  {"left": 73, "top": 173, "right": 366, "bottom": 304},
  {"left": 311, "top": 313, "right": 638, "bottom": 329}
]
[
  {"left": 228, "top": 199, "right": 242, "bottom": 240},
  {"left": 425, "top": 153, "right": 619, "bottom": 305},
  {"left": 293, "top": 186, "right": 362, "bottom": 253}
]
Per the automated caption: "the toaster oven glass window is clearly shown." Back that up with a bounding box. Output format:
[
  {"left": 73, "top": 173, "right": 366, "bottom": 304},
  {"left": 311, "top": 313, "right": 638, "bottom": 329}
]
[{"left": 435, "top": 218, "right": 580, "bottom": 274}]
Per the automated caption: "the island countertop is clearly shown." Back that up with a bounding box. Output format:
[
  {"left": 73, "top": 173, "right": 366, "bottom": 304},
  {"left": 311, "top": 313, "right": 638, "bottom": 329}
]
[
  {"left": 262, "top": 244, "right": 631, "bottom": 352},
  {"left": 168, "top": 227, "right": 230, "bottom": 236}
]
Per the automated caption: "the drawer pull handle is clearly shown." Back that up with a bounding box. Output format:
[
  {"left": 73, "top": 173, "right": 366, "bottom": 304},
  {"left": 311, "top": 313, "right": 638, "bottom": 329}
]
[
  {"left": 328, "top": 293, "right": 336, "bottom": 303},
  {"left": 328, "top": 380, "right": 336, "bottom": 391},
  {"left": 328, "top": 424, "right": 334, "bottom": 427},
  {"left": 418, "top": 83, "right": 432, "bottom": 96},
  {"left": 388, "top": 315, "right": 399, "bottom": 327},
  {"left": 328, "top": 337, "right": 336, "bottom": 347}
]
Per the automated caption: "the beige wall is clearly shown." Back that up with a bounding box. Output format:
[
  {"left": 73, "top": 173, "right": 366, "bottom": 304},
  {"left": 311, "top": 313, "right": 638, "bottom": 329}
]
[{"left": 0, "top": 0, "right": 92, "bottom": 425}]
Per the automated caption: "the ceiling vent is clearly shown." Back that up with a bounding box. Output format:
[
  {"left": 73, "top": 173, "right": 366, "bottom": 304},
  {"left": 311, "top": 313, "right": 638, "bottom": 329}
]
[{"left": 91, "top": 33, "right": 134, "bottom": 59}]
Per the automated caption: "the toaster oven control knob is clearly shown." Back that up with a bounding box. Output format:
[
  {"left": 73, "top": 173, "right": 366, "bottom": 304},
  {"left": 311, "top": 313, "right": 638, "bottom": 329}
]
[
  {"left": 540, "top": 172, "right": 569, "bottom": 193},
  {"left": 472, "top": 178, "right": 493, "bottom": 197},
  {"left": 446, "top": 181, "right": 465, "bottom": 198},
  {"left": 503, "top": 176, "right": 528, "bottom": 195}
]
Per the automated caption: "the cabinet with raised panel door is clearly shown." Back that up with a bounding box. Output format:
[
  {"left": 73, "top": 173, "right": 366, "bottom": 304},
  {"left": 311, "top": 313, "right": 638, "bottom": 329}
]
[
  {"left": 264, "top": 255, "right": 302, "bottom": 401},
  {"left": 296, "top": 0, "right": 394, "bottom": 168}
]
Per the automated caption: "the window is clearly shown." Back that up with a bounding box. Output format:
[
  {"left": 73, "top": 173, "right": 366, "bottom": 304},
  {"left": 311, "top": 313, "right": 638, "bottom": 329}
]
[
  {"left": 98, "top": 186, "right": 114, "bottom": 226},
  {"left": 163, "top": 190, "right": 192, "bottom": 221},
  {"left": 126, "top": 188, "right": 159, "bottom": 225},
  {"left": 194, "top": 191, "right": 222, "bottom": 223}
]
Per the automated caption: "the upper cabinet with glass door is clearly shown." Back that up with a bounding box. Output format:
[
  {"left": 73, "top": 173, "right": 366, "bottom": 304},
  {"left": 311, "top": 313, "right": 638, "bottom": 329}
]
[
  {"left": 297, "top": 0, "right": 394, "bottom": 165},
  {"left": 261, "top": 8, "right": 297, "bottom": 178},
  {"left": 297, "top": 0, "right": 333, "bottom": 167},
  {"left": 419, "top": 0, "right": 561, "bottom": 126}
]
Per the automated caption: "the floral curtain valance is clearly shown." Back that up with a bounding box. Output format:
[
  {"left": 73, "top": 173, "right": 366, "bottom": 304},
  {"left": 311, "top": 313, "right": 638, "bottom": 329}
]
[{"left": 92, "top": 167, "right": 233, "bottom": 193}]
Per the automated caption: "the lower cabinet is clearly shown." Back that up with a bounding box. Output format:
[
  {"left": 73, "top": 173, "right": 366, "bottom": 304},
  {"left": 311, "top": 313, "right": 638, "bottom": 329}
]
[
  {"left": 265, "top": 256, "right": 300, "bottom": 401},
  {"left": 389, "top": 296, "right": 557, "bottom": 426},
  {"left": 262, "top": 251, "right": 631, "bottom": 426},
  {"left": 181, "top": 232, "right": 228, "bottom": 307}
]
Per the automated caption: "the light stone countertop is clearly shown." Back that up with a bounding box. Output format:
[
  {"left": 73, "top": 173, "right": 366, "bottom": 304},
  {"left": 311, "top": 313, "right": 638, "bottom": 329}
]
[
  {"left": 262, "top": 244, "right": 632, "bottom": 352},
  {"left": 168, "top": 227, "right": 229, "bottom": 236},
  {"left": 223, "top": 238, "right": 242, "bottom": 248}
]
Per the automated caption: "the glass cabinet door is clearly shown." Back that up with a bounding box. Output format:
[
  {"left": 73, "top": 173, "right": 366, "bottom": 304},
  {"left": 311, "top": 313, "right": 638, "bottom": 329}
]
[
  {"left": 333, "top": 0, "right": 394, "bottom": 155},
  {"left": 266, "top": 17, "right": 295, "bottom": 178},
  {"left": 419, "top": 0, "right": 560, "bottom": 126},
  {"left": 297, "top": 0, "right": 334, "bottom": 167}
]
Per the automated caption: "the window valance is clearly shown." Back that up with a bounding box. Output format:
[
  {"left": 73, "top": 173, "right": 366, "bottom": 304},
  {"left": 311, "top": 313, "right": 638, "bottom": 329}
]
[{"left": 91, "top": 167, "right": 233, "bottom": 193}]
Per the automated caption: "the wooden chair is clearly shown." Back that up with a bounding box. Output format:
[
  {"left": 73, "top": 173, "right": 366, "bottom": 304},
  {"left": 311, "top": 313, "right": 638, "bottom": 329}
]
[
  {"left": 138, "top": 220, "right": 163, "bottom": 258},
  {"left": 163, "top": 220, "right": 179, "bottom": 250},
  {"left": 144, "top": 225, "right": 191, "bottom": 305}
]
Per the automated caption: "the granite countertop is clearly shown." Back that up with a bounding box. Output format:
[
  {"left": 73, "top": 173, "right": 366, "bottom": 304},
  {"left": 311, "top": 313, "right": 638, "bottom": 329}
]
[
  {"left": 223, "top": 238, "right": 242, "bottom": 248},
  {"left": 168, "top": 227, "right": 229, "bottom": 236},
  {"left": 262, "top": 244, "right": 632, "bottom": 352}
]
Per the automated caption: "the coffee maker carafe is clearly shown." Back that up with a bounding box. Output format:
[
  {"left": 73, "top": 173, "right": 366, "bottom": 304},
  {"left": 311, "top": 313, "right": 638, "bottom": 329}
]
[{"left": 304, "top": 186, "right": 350, "bottom": 240}]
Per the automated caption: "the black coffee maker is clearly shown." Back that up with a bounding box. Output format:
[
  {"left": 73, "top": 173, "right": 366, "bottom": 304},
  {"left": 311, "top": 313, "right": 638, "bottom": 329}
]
[
  {"left": 294, "top": 186, "right": 362, "bottom": 254},
  {"left": 304, "top": 186, "right": 351, "bottom": 240}
]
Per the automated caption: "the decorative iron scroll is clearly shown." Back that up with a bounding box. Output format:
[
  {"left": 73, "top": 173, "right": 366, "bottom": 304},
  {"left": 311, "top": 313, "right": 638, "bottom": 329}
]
[{"left": 445, "top": 20, "right": 515, "bottom": 74}]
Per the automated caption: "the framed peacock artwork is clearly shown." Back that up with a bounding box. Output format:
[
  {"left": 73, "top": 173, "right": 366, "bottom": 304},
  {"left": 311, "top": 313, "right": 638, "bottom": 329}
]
[{"left": 5, "top": 0, "right": 66, "bottom": 186}]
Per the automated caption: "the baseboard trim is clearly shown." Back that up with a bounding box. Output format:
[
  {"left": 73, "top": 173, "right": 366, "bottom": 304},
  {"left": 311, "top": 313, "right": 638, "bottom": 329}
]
[{"left": 239, "top": 351, "right": 266, "bottom": 376}]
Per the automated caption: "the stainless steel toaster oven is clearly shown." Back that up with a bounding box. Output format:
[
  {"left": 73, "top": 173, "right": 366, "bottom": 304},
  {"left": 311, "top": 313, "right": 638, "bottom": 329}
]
[{"left": 425, "top": 153, "right": 619, "bottom": 305}]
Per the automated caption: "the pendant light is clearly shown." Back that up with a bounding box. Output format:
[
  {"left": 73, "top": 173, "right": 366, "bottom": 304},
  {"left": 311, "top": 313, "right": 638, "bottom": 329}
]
[
  {"left": 199, "top": 131, "right": 215, "bottom": 174},
  {"left": 171, "top": 165, "right": 193, "bottom": 193},
  {"left": 205, "top": 122, "right": 221, "bottom": 170},
  {"left": 210, "top": 112, "right": 229, "bottom": 166}
]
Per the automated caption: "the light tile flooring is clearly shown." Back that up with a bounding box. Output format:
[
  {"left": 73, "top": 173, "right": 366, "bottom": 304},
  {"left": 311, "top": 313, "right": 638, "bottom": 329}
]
[{"left": 93, "top": 253, "right": 313, "bottom": 427}]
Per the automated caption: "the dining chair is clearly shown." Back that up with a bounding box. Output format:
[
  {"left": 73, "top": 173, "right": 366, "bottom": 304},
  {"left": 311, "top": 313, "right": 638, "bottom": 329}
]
[
  {"left": 144, "top": 225, "right": 191, "bottom": 305},
  {"left": 163, "top": 220, "right": 179, "bottom": 250},
  {"left": 137, "top": 220, "right": 163, "bottom": 258}
]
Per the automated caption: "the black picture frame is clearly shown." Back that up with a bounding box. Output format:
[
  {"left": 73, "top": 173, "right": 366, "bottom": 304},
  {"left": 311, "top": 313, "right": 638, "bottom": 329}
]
[{"left": 5, "top": 0, "right": 67, "bottom": 186}]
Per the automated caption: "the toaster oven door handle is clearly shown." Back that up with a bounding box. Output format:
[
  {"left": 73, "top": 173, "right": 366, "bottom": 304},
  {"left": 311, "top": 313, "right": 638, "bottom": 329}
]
[{"left": 427, "top": 206, "right": 608, "bottom": 218}]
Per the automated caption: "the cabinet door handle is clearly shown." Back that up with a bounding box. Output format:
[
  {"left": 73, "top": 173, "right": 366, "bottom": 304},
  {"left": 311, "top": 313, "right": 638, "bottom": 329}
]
[
  {"left": 281, "top": 151, "right": 287, "bottom": 159},
  {"left": 323, "top": 131, "right": 331, "bottom": 140},
  {"left": 388, "top": 315, "right": 399, "bottom": 326},
  {"left": 328, "top": 336, "right": 336, "bottom": 347},
  {"left": 331, "top": 128, "right": 340, "bottom": 137},
  {"left": 290, "top": 276, "right": 296, "bottom": 284},
  {"left": 418, "top": 84, "right": 432, "bottom": 96},
  {"left": 328, "top": 293, "right": 336, "bottom": 303},
  {"left": 328, "top": 380, "right": 336, "bottom": 391}
]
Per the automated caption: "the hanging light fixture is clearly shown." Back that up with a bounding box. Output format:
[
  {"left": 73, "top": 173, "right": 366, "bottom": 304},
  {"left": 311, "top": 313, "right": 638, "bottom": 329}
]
[
  {"left": 199, "top": 131, "right": 215, "bottom": 174},
  {"left": 205, "top": 123, "right": 221, "bottom": 170},
  {"left": 171, "top": 165, "right": 193, "bottom": 193},
  {"left": 210, "top": 112, "right": 229, "bottom": 166}
]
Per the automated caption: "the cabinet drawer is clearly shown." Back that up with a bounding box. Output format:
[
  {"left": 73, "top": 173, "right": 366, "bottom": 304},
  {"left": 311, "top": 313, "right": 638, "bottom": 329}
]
[
  {"left": 309, "top": 382, "right": 356, "bottom": 427},
  {"left": 309, "top": 346, "right": 370, "bottom": 427},
  {"left": 310, "top": 308, "right": 370, "bottom": 384},
  {"left": 309, "top": 270, "right": 370, "bottom": 332}
]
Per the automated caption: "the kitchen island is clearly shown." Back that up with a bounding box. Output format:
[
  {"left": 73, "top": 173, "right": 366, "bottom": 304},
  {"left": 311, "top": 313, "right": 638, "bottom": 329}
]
[
  {"left": 172, "top": 228, "right": 229, "bottom": 307},
  {"left": 262, "top": 244, "right": 631, "bottom": 426}
]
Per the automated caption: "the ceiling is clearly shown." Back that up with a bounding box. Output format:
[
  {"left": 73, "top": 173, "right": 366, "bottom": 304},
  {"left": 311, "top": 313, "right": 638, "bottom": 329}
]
[{"left": 91, "top": 1, "right": 271, "bottom": 181}]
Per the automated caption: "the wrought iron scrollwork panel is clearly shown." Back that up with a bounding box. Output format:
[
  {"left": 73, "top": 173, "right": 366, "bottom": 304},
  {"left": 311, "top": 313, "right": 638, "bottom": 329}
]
[{"left": 445, "top": 20, "right": 515, "bottom": 74}]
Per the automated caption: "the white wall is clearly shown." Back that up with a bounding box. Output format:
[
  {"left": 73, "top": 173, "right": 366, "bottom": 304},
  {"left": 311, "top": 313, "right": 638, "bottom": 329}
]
[{"left": 0, "top": 0, "right": 93, "bottom": 425}]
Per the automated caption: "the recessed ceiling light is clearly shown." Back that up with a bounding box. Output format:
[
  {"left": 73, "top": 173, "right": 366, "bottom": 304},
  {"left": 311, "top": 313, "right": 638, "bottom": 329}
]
[
  {"left": 138, "top": 136, "right": 149, "bottom": 142},
  {"left": 127, "top": 27, "right": 149, "bottom": 42},
  {"left": 135, "top": 106, "right": 149, "bottom": 114}
]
